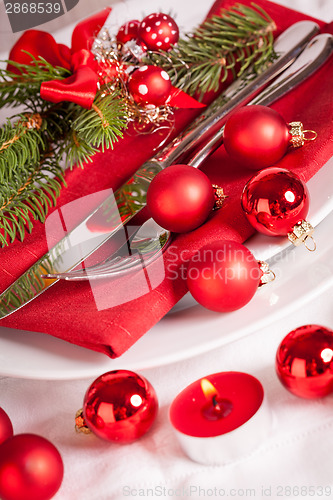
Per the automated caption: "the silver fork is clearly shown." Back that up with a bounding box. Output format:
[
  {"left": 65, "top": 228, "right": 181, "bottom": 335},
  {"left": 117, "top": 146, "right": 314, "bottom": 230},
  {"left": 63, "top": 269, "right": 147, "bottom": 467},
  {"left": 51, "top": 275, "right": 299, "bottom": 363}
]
[{"left": 43, "top": 33, "right": 333, "bottom": 281}]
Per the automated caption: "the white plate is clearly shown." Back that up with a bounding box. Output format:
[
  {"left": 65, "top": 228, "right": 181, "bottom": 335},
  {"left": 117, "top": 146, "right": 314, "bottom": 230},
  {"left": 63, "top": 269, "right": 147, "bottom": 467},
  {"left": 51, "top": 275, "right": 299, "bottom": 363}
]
[
  {"left": 0, "top": 0, "right": 332, "bottom": 379},
  {"left": 0, "top": 156, "right": 332, "bottom": 380}
]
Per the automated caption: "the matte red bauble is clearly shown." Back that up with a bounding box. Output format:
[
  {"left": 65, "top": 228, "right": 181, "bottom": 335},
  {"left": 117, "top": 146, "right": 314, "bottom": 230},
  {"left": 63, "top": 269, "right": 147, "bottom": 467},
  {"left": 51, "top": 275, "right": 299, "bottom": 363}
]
[
  {"left": 241, "top": 167, "right": 313, "bottom": 247},
  {"left": 116, "top": 20, "right": 140, "bottom": 44},
  {"left": 0, "top": 434, "right": 64, "bottom": 500},
  {"left": 223, "top": 105, "right": 290, "bottom": 169},
  {"left": 276, "top": 325, "right": 333, "bottom": 399},
  {"left": 147, "top": 164, "right": 215, "bottom": 233},
  {"left": 0, "top": 408, "right": 13, "bottom": 446},
  {"left": 187, "top": 240, "right": 262, "bottom": 312},
  {"left": 83, "top": 370, "right": 158, "bottom": 443},
  {"left": 138, "top": 13, "right": 179, "bottom": 51},
  {"left": 128, "top": 65, "right": 172, "bottom": 106}
]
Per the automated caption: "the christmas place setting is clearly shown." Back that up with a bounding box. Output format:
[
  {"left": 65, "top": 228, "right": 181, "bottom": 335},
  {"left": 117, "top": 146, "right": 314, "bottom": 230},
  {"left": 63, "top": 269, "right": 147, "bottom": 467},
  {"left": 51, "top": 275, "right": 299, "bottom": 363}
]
[{"left": 0, "top": 0, "right": 332, "bottom": 498}]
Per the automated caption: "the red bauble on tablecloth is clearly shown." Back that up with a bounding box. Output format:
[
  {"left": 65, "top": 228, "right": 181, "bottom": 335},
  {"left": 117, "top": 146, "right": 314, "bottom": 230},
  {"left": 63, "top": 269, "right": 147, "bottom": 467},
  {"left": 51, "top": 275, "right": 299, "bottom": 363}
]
[
  {"left": 276, "top": 325, "right": 333, "bottom": 399},
  {"left": 0, "top": 434, "right": 64, "bottom": 500},
  {"left": 83, "top": 370, "right": 158, "bottom": 443},
  {"left": 0, "top": 408, "right": 13, "bottom": 446}
]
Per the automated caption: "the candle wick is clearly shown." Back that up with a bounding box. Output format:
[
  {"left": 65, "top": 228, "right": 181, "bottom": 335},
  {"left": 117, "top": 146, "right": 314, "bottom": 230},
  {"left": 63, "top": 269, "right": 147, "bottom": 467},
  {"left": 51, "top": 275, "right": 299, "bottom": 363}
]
[{"left": 212, "top": 395, "right": 221, "bottom": 411}]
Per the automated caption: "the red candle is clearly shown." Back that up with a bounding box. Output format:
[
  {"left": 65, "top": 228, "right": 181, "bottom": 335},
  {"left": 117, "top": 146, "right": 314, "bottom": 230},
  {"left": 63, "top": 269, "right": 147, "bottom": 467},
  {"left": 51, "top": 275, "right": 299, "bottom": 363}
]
[{"left": 170, "top": 372, "right": 270, "bottom": 465}]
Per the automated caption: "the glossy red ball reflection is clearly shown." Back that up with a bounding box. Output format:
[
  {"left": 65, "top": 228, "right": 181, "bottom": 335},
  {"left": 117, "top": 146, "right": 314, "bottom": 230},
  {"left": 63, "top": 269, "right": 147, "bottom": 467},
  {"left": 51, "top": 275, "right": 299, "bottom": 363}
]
[
  {"left": 276, "top": 325, "right": 333, "bottom": 399},
  {"left": 0, "top": 434, "right": 64, "bottom": 500},
  {"left": 83, "top": 370, "right": 158, "bottom": 443},
  {"left": 0, "top": 408, "right": 13, "bottom": 446},
  {"left": 241, "top": 167, "right": 310, "bottom": 236},
  {"left": 147, "top": 164, "right": 215, "bottom": 233},
  {"left": 187, "top": 240, "right": 261, "bottom": 312}
]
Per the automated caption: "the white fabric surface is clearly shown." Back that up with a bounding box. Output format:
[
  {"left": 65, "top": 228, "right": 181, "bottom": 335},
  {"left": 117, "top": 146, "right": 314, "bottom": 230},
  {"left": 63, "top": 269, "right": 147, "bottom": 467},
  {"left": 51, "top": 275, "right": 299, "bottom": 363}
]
[{"left": 1, "top": 0, "right": 333, "bottom": 499}]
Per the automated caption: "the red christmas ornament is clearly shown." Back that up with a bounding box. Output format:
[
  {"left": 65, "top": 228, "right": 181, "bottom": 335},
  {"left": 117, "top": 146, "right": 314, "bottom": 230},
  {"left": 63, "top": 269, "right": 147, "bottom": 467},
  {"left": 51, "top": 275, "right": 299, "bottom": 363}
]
[
  {"left": 83, "top": 370, "right": 158, "bottom": 443},
  {"left": 223, "top": 105, "right": 315, "bottom": 170},
  {"left": 116, "top": 20, "right": 140, "bottom": 44},
  {"left": 241, "top": 167, "right": 315, "bottom": 249},
  {"left": 0, "top": 408, "right": 13, "bottom": 446},
  {"left": 0, "top": 434, "right": 64, "bottom": 500},
  {"left": 128, "top": 65, "right": 172, "bottom": 106},
  {"left": 138, "top": 13, "right": 179, "bottom": 51},
  {"left": 186, "top": 240, "right": 264, "bottom": 312},
  {"left": 276, "top": 325, "right": 333, "bottom": 399},
  {"left": 147, "top": 164, "right": 215, "bottom": 233}
]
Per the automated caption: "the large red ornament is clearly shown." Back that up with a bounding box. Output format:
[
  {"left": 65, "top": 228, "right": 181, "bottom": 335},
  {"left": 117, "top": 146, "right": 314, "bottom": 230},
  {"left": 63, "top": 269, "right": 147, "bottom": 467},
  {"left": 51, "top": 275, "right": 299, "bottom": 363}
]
[
  {"left": 224, "top": 105, "right": 294, "bottom": 170},
  {"left": 276, "top": 325, "right": 333, "bottom": 399},
  {"left": 138, "top": 13, "right": 179, "bottom": 51},
  {"left": 0, "top": 434, "right": 64, "bottom": 500},
  {"left": 186, "top": 240, "right": 262, "bottom": 312},
  {"left": 116, "top": 20, "right": 140, "bottom": 44},
  {"left": 128, "top": 65, "right": 172, "bottom": 106},
  {"left": 241, "top": 167, "right": 312, "bottom": 246},
  {"left": 147, "top": 164, "right": 215, "bottom": 233},
  {"left": 83, "top": 370, "right": 158, "bottom": 443},
  {"left": 0, "top": 408, "right": 13, "bottom": 446}
]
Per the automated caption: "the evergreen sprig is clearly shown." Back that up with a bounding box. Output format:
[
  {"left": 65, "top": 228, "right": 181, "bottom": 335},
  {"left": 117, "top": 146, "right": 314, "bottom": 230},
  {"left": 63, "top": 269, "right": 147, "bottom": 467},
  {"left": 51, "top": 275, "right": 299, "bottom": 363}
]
[
  {"left": 0, "top": 53, "right": 70, "bottom": 108},
  {"left": 148, "top": 2, "right": 276, "bottom": 98}
]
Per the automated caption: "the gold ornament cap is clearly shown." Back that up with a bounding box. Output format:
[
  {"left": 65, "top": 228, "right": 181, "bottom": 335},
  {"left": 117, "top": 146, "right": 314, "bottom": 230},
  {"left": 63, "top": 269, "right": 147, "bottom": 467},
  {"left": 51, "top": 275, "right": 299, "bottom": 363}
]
[
  {"left": 288, "top": 220, "right": 316, "bottom": 251},
  {"left": 75, "top": 409, "right": 91, "bottom": 434},
  {"left": 288, "top": 122, "right": 317, "bottom": 148},
  {"left": 258, "top": 261, "right": 276, "bottom": 287},
  {"left": 212, "top": 185, "right": 227, "bottom": 210}
]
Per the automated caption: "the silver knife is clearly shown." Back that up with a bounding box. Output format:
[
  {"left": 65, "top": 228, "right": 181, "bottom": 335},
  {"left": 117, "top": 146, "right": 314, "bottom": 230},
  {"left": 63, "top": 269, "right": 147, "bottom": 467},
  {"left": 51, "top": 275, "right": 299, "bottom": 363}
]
[{"left": 0, "top": 21, "right": 322, "bottom": 319}]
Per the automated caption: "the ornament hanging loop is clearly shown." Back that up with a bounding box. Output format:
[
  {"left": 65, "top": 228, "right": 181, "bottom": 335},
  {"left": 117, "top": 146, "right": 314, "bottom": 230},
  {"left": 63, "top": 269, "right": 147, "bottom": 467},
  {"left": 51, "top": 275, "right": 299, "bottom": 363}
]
[
  {"left": 303, "top": 130, "right": 317, "bottom": 142},
  {"left": 303, "top": 235, "right": 316, "bottom": 252}
]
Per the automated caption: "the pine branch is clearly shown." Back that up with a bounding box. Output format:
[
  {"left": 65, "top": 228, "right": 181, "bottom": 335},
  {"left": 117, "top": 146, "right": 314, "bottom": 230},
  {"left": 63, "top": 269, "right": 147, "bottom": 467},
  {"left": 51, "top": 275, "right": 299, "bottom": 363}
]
[
  {"left": 0, "top": 53, "right": 70, "bottom": 109},
  {"left": 147, "top": 2, "right": 276, "bottom": 99},
  {"left": 64, "top": 90, "right": 128, "bottom": 167},
  {"left": 0, "top": 153, "right": 64, "bottom": 246}
]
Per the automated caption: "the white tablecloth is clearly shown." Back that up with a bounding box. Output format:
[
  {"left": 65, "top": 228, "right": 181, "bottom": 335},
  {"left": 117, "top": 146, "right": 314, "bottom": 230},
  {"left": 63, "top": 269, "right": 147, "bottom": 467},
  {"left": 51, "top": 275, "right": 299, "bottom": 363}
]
[{"left": 1, "top": 0, "right": 333, "bottom": 498}]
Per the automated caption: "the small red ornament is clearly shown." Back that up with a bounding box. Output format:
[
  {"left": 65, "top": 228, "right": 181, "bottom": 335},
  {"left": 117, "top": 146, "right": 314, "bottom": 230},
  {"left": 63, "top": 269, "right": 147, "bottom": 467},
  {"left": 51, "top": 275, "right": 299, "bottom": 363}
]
[
  {"left": 241, "top": 167, "right": 315, "bottom": 249},
  {"left": 276, "top": 325, "right": 333, "bottom": 399},
  {"left": 186, "top": 240, "right": 263, "bottom": 312},
  {"left": 128, "top": 65, "right": 172, "bottom": 106},
  {"left": 83, "top": 370, "right": 158, "bottom": 443},
  {"left": 0, "top": 434, "right": 64, "bottom": 500},
  {"left": 0, "top": 408, "right": 13, "bottom": 446},
  {"left": 116, "top": 20, "right": 140, "bottom": 44},
  {"left": 223, "top": 105, "right": 315, "bottom": 170},
  {"left": 147, "top": 164, "right": 215, "bottom": 233},
  {"left": 138, "top": 13, "right": 179, "bottom": 51}
]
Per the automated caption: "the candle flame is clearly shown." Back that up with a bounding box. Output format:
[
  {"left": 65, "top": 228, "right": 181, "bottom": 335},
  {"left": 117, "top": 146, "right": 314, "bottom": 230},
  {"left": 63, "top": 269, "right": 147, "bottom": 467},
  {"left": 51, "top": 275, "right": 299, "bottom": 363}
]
[{"left": 200, "top": 378, "right": 218, "bottom": 400}]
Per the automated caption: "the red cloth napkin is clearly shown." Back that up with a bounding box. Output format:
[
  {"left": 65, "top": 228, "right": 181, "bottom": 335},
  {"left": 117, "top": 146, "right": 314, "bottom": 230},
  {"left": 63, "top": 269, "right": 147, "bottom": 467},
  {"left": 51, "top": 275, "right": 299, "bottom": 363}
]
[{"left": 1, "top": 0, "right": 332, "bottom": 357}]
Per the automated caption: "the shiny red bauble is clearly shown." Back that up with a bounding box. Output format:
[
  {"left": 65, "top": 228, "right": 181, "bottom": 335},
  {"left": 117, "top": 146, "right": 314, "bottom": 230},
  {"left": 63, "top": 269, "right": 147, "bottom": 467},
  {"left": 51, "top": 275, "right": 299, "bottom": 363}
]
[
  {"left": 128, "top": 65, "right": 172, "bottom": 106},
  {"left": 223, "top": 105, "right": 290, "bottom": 170},
  {"left": 0, "top": 408, "right": 13, "bottom": 446},
  {"left": 0, "top": 434, "right": 64, "bottom": 500},
  {"left": 147, "top": 164, "right": 215, "bottom": 233},
  {"left": 83, "top": 370, "right": 158, "bottom": 443},
  {"left": 187, "top": 240, "right": 261, "bottom": 312},
  {"left": 241, "top": 167, "right": 310, "bottom": 237},
  {"left": 276, "top": 325, "right": 333, "bottom": 399},
  {"left": 116, "top": 20, "right": 140, "bottom": 44},
  {"left": 138, "top": 13, "right": 179, "bottom": 51}
]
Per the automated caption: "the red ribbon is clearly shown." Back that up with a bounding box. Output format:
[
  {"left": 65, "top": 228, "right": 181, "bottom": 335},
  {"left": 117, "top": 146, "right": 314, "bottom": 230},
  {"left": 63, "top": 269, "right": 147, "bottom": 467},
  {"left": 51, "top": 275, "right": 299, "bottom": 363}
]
[{"left": 7, "top": 8, "right": 204, "bottom": 110}]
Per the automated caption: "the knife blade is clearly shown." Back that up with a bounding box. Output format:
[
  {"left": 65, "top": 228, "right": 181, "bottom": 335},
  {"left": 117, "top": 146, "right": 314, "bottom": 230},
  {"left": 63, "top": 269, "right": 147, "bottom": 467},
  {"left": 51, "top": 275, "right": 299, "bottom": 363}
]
[{"left": 0, "top": 21, "right": 321, "bottom": 319}]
